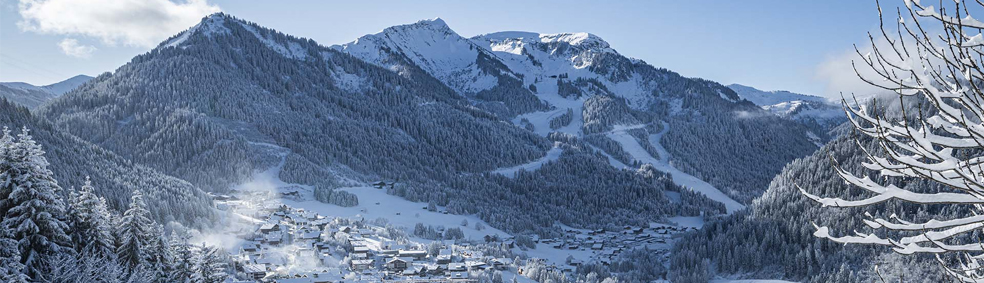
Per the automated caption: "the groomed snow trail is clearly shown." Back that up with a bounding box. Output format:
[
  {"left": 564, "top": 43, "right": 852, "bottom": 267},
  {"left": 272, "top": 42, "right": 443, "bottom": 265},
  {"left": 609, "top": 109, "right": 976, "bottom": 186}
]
[
  {"left": 492, "top": 144, "right": 564, "bottom": 177},
  {"left": 606, "top": 123, "right": 745, "bottom": 214}
]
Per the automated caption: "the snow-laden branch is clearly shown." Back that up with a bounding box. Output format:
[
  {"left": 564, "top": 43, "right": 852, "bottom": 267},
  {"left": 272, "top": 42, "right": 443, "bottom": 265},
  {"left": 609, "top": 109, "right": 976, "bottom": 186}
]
[{"left": 800, "top": 0, "right": 984, "bottom": 280}]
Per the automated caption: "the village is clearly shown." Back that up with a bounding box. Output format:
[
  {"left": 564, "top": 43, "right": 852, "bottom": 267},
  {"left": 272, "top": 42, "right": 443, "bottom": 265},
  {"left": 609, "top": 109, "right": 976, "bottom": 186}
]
[{"left": 211, "top": 186, "right": 694, "bottom": 283}]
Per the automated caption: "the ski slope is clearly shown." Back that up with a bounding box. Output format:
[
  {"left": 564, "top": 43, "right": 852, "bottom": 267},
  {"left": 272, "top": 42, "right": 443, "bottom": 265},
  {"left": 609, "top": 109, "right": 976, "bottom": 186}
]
[
  {"left": 492, "top": 144, "right": 564, "bottom": 177},
  {"left": 606, "top": 123, "right": 745, "bottom": 214}
]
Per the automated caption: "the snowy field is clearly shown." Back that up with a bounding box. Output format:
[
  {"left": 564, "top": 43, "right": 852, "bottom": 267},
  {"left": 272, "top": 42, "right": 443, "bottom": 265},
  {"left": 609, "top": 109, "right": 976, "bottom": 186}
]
[{"left": 281, "top": 187, "right": 510, "bottom": 240}]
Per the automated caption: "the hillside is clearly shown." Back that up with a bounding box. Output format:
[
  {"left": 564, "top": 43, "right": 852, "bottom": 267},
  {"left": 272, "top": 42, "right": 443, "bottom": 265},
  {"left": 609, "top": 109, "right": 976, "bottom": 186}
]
[
  {"left": 0, "top": 98, "right": 215, "bottom": 227},
  {"left": 0, "top": 75, "right": 92, "bottom": 109},
  {"left": 339, "top": 18, "right": 820, "bottom": 204}
]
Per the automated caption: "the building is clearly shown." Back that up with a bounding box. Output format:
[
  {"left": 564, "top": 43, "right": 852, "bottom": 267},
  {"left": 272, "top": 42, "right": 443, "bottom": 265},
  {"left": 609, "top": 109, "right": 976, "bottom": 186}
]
[
  {"left": 243, "top": 264, "right": 267, "bottom": 280},
  {"left": 386, "top": 257, "right": 408, "bottom": 271},
  {"left": 351, "top": 259, "right": 375, "bottom": 271}
]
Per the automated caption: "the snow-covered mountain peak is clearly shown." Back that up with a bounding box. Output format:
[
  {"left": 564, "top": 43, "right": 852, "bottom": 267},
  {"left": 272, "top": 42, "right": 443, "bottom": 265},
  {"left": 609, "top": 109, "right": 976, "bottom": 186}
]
[
  {"left": 334, "top": 18, "right": 505, "bottom": 94},
  {"left": 161, "top": 13, "right": 233, "bottom": 48},
  {"left": 540, "top": 32, "right": 610, "bottom": 49}
]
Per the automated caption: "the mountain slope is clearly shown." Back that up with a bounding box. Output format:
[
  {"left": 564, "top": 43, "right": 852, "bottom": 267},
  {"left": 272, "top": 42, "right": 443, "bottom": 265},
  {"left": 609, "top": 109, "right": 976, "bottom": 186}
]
[
  {"left": 1, "top": 98, "right": 215, "bottom": 227},
  {"left": 335, "top": 19, "right": 819, "bottom": 204},
  {"left": 671, "top": 101, "right": 951, "bottom": 283},
  {"left": 36, "top": 14, "right": 733, "bottom": 235},
  {"left": 728, "top": 83, "right": 828, "bottom": 106},
  {"left": 728, "top": 84, "right": 846, "bottom": 144},
  {"left": 475, "top": 30, "right": 819, "bottom": 203},
  {"left": 333, "top": 19, "right": 547, "bottom": 117},
  {"left": 39, "top": 13, "right": 551, "bottom": 194},
  {"left": 0, "top": 75, "right": 92, "bottom": 109}
]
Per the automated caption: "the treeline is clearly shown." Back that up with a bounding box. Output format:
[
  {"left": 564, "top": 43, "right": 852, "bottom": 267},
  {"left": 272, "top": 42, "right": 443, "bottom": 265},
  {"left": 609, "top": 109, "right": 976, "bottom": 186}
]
[
  {"left": 389, "top": 138, "right": 725, "bottom": 236},
  {"left": 0, "top": 99, "right": 216, "bottom": 227},
  {"left": 670, "top": 124, "right": 953, "bottom": 282},
  {"left": 0, "top": 127, "right": 227, "bottom": 283}
]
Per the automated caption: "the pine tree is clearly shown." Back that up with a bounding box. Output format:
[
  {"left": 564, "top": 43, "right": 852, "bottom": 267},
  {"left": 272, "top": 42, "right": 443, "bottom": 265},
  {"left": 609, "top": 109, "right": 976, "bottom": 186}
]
[
  {"left": 117, "top": 189, "right": 155, "bottom": 269},
  {"left": 0, "top": 127, "right": 72, "bottom": 279},
  {"left": 146, "top": 225, "right": 174, "bottom": 283},
  {"left": 69, "top": 177, "right": 116, "bottom": 257},
  {"left": 168, "top": 231, "right": 195, "bottom": 283},
  {"left": 0, "top": 126, "right": 13, "bottom": 217},
  {"left": 191, "top": 243, "right": 227, "bottom": 283},
  {"left": 0, "top": 233, "right": 28, "bottom": 283}
]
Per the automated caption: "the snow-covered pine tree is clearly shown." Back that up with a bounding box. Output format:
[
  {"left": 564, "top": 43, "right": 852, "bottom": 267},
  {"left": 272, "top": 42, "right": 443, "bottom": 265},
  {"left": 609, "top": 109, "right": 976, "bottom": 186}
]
[
  {"left": 69, "top": 177, "right": 116, "bottom": 257},
  {"left": 191, "top": 243, "right": 227, "bottom": 283},
  {"left": 0, "top": 126, "right": 12, "bottom": 216},
  {"left": 146, "top": 225, "right": 174, "bottom": 283},
  {"left": 0, "top": 233, "right": 28, "bottom": 283},
  {"left": 168, "top": 231, "right": 195, "bottom": 283},
  {"left": 116, "top": 189, "right": 155, "bottom": 269},
  {"left": 0, "top": 127, "right": 72, "bottom": 279}
]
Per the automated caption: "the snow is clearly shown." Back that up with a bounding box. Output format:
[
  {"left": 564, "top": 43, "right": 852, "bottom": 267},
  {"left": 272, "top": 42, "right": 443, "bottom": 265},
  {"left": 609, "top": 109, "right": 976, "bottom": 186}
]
[
  {"left": 727, "top": 84, "right": 829, "bottom": 106},
  {"left": 334, "top": 18, "right": 499, "bottom": 94},
  {"left": 667, "top": 216, "right": 705, "bottom": 229},
  {"left": 282, "top": 187, "right": 509, "bottom": 240},
  {"left": 709, "top": 280, "right": 799, "bottom": 283},
  {"left": 492, "top": 144, "right": 564, "bottom": 177},
  {"left": 241, "top": 24, "right": 308, "bottom": 60},
  {"left": 606, "top": 122, "right": 745, "bottom": 214}
]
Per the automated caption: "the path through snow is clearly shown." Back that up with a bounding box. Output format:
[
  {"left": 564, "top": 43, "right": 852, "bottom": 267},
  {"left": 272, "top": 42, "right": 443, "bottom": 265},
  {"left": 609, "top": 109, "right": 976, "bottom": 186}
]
[{"left": 606, "top": 123, "right": 745, "bottom": 214}]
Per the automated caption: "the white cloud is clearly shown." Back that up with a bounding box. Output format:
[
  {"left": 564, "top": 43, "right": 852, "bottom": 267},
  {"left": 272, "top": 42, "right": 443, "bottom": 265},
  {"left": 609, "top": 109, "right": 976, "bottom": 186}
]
[
  {"left": 813, "top": 46, "right": 891, "bottom": 101},
  {"left": 58, "top": 38, "right": 97, "bottom": 58},
  {"left": 18, "top": 0, "right": 220, "bottom": 48}
]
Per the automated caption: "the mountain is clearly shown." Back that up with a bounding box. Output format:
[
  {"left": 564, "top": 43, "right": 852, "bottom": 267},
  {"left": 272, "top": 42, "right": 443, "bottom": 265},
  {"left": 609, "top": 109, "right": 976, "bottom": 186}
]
[
  {"left": 728, "top": 83, "right": 829, "bottom": 106},
  {"left": 332, "top": 18, "right": 547, "bottom": 117},
  {"left": 338, "top": 18, "right": 820, "bottom": 204},
  {"left": 728, "top": 84, "right": 846, "bottom": 144},
  {"left": 670, "top": 98, "right": 949, "bottom": 282},
  {"left": 35, "top": 14, "right": 734, "bottom": 235},
  {"left": 0, "top": 75, "right": 93, "bottom": 109},
  {"left": 0, "top": 98, "right": 215, "bottom": 227}
]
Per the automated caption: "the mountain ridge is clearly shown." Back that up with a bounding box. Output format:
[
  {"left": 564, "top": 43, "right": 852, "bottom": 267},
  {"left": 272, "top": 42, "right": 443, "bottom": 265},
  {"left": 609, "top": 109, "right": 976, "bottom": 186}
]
[{"left": 0, "top": 74, "right": 93, "bottom": 109}]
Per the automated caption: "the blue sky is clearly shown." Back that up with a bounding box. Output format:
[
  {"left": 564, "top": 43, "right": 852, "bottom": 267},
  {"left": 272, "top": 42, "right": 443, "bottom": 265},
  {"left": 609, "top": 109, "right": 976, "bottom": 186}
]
[{"left": 0, "top": 0, "right": 897, "bottom": 97}]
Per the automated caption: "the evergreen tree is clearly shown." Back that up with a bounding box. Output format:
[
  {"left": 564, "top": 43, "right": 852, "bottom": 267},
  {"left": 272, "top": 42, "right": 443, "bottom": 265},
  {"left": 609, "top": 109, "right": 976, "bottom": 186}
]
[
  {"left": 168, "top": 231, "right": 195, "bottom": 283},
  {"left": 69, "top": 177, "right": 116, "bottom": 257},
  {"left": 0, "top": 126, "right": 13, "bottom": 217},
  {"left": 146, "top": 225, "right": 174, "bottom": 283},
  {"left": 191, "top": 243, "right": 227, "bottom": 283},
  {"left": 117, "top": 189, "right": 154, "bottom": 269},
  {"left": 0, "top": 233, "right": 28, "bottom": 283},
  {"left": 0, "top": 127, "right": 72, "bottom": 279}
]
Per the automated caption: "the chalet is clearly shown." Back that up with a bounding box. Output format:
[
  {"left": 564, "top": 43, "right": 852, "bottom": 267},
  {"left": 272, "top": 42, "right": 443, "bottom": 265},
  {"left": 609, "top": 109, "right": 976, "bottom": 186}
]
[
  {"left": 436, "top": 254, "right": 452, "bottom": 264},
  {"left": 491, "top": 258, "right": 511, "bottom": 270},
  {"left": 591, "top": 243, "right": 603, "bottom": 250},
  {"left": 372, "top": 181, "right": 387, "bottom": 189},
  {"left": 449, "top": 272, "right": 469, "bottom": 279},
  {"left": 351, "top": 259, "right": 374, "bottom": 271},
  {"left": 260, "top": 223, "right": 281, "bottom": 233},
  {"left": 242, "top": 241, "right": 260, "bottom": 252},
  {"left": 398, "top": 250, "right": 428, "bottom": 260},
  {"left": 353, "top": 246, "right": 370, "bottom": 255},
  {"left": 243, "top": 264, "right": 267, "bottom": 280},
  {"left": 466, "top": 261, "right": 488, "bottom": 270},
  {"left": 386, "top": 257, "right": 409, "bottom": 271},
  {"left": 448, "top": 263, "right": 467, "bottom": 272}
]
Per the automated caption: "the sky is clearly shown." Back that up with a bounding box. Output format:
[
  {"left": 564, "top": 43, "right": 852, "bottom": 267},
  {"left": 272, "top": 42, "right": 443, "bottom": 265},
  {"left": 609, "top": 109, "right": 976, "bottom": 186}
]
[{"left": 0, "top": 0, "right": 903, "bottom": 98}]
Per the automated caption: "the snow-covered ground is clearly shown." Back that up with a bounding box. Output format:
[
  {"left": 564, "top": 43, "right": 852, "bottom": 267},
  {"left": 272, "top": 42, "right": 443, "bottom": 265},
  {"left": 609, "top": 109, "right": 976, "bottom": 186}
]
[
  {"left": 710, "top": 280, "right": 799, "bottom": 283},
  {"left": 281, "top": 187, "right": 510, "bottom": 240},
  {"left": 606, "top": 123, "right": 745, "bottom": 214},
  {"left": 511, "top": 79, "right": 586, "bottom": 137},
  {"left": 492, "top": 144, "right": 563, "bottom": 177}
]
